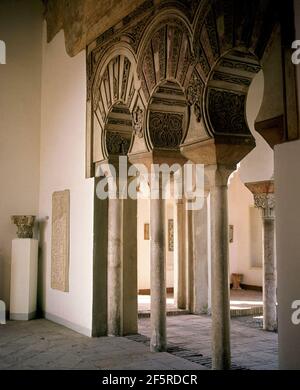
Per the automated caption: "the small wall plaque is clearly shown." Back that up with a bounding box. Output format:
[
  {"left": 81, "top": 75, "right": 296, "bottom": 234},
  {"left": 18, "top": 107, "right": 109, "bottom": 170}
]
[
  {"left": 229, "top": 225, "right": 234, "bottom": 243},
  {"left": 168, "top": 219, "right": 174, "bottom": 252},
  {"left": 144, "top": 223, "right": 150, "bottom": 240}
]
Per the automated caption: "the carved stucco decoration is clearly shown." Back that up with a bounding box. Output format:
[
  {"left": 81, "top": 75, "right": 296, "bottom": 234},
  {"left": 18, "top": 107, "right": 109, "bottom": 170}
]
[
  {"left": 137, "top": 17, "right": 194, "bottom": 99},
  {"left": 207, "top": 89, "right": 250, "bottom": 137},
  {"left": 51, "top": 190, "right": 70, "bottom": 292},
  {"left": 11, "top": 215, "right": 35, "bottom": 239},
  {"left": 132, "top": 106, "right": 144, "bottom": 138},
  {"left": 91, "top": 54, "right": 136, "bottom": 119},
  {"left": 84, "top": 0, "right": 286, "bottom": 176},
  {"left": 149, "top": 112, "right": 183, "bottom": 149},
  {"left": 219, "top": 59, "right": 261, "bottom": 74},
  {"left": 106, "top": 132, "right": 130, "bottom": 156},
  {"left": 186, "top": 71, "right": 204, "bottom": 122}
]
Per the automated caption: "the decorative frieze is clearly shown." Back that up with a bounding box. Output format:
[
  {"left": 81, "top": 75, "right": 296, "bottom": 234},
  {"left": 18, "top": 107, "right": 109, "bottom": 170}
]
[
  {"left": 212, "top": 71, "right": 252, "bottom": 87},
  {"left": 220, "top": 59, "right": 261, "bottom": 74}
]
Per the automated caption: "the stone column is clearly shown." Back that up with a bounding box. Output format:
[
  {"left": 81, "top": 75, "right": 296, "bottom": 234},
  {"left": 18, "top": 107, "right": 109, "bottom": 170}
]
[
  {"left": 107, "top": 175, "right": 138, "bottom": 337},
  {"left": 150, "top": 175, "right": 167, "bottom": 352},
  {"left": 186, "top": 207, "right": 194, "bottom": 313},
  {"left": 193, "top": 191, "right": 209, "bottom": 314},
  {"left": 206, "top": 165, "right": 234, "bottom": 370},
  {"left": 246, "top": 181, "right": 277, "bottom": 331},
  {"left": 174, "top": 198, "right": 187, "bottom": 310},
  {"left": 107, "top": 195, "right": 123, "bottom": 336}
]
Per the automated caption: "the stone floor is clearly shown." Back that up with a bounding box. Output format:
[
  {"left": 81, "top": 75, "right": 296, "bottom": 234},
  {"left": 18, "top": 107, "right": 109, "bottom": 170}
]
[
  {"left": 0, "top": 319, "right": 205, "bottom": 370},
  {"left": 0, "top": 312, "right": 277, "bottom": 370},
  {"left": 138, "top": 289, "right": 263, "bottom": 317},
  {"left": 139, "top": 314, "right": 278, "bottom": 370}
]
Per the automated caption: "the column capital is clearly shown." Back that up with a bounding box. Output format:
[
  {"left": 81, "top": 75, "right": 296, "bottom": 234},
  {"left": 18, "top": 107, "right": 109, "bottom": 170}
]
[
  {"left": 254, "top": 193, "right": 275, "bottom": 219},
  {"left": 11, "top": 215, "right": 36, "bottom": 239},
  {"left": 245, "top": 180, "right": 275, "bottom": 219},
  {"left": 205, "top": 164, "right": 236, "bottom": 188},
  {"left": 175, "top": 198, "right": 185, "bottom": 205}
]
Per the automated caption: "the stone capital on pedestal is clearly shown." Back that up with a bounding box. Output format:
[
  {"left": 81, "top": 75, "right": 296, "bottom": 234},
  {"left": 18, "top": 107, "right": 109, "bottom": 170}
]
[{"left": 11, "top": 215, "right": 36, "bottom": 239}]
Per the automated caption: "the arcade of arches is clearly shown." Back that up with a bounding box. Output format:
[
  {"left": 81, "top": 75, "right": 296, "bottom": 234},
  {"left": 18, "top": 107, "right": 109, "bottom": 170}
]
[{"left": 1, "top": 0, "right": 300, "bottom": 370}]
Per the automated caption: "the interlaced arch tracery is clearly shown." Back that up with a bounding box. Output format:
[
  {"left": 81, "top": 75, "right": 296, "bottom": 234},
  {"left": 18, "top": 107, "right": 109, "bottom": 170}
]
[{"left": 86, "top": 0, "right": 296, "bottom": 177}]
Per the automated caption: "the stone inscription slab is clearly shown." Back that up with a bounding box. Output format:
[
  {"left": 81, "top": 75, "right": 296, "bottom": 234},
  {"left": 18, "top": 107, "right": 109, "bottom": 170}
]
[
  {"left": 51, "top": 190, "right": 70, "bottom": 292},
  {"left": 168, "top": 219, "right": 174, "bottom": 252}
]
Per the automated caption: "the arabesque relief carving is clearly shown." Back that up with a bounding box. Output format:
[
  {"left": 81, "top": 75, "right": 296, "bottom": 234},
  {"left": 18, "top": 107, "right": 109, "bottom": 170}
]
[
  {"left": 208, "top": 89, "right": 249, "bottom": 136},
  {"left": 83, "top": 0, "right": 286, "bottom": 176},
  {"left": 132, "top": 106, "right": 144, "bottom": 138},
  {"left": 106, "top": 132, "right": 130, "bottom": 156},
  {"left": 51, "top": 190, "right": 70, "bottom": 292},
  {"left": 186, "top": 71, "right": 204, "bottom": 122},
  {"left": 149, "top": 112, "right": 183, "bottom": 149}
]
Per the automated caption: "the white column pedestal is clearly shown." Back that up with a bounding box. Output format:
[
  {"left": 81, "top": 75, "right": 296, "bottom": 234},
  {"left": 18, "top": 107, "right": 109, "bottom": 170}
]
[{"left": 10, "top": 239, "right": 38, "bottom": 320}]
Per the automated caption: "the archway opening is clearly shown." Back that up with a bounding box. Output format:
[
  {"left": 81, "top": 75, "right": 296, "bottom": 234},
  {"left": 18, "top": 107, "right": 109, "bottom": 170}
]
[
  {"left": 104, "top": 103, "right": 133, "bottom": 157},
  {"left": 137, "top": 80, "right": 190, "bottom": 318}
]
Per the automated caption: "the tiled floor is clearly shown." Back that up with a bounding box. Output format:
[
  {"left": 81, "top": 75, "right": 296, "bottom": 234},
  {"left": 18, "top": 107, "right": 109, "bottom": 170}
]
[
  {"left": 138, "top": 289, "right": 263, "bottom": 316},
  {"left": 0, "top": 319, "right": 205, "bottom": 370},
  {"left": 139, "top": 314, "right": 278, "bottom": 370},
  {"left": 0, "top": 311, "right": 277, "bottom": 370}
]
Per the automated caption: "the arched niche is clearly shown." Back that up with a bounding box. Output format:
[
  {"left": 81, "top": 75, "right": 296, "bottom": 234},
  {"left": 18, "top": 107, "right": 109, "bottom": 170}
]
[
  {"left": 136, "top": 11, "right": 195, "bottom": 102},
  {"left": 87, "top": 46, "right": 147, "bottom": 176},
  {"left": 181, "top": 0, "right": 287, "bottom": 167}
]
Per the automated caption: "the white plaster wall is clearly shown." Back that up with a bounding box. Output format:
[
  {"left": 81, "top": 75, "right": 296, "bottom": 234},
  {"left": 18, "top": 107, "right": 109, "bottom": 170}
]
[
  {"left": 0, "top": 0, "right": 42, "bottom": 307},
  {"left": 227, "top": 70, "right": 274, "bottom": 288},
  {"left": 39, "top": 26, "right": 94, "bottom": 335},
  {"left": 137, "top": 199, "right": 150, "bottom": 290},
  {"left": 228, "top": 172, "right": 263, "bottom": 287},
  {"left": 137, "top": 198, "right": 174, "bottom": 290},
  {"left": 275, "top": 139, "right": 300, "bottom": 369},
  {"left": 239, "top": 71, "right": 274, "bottom": 183}
]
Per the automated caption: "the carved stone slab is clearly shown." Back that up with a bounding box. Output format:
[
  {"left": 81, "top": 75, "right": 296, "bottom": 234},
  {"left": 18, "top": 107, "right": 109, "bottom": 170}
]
[{"left": 51, "top": 190, "right": 70, "bottom": 292}]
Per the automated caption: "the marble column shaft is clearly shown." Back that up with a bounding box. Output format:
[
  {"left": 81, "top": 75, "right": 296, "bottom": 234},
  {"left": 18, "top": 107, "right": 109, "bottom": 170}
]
[
  {"left": 255, "top": 193, "right": 277, "bottom": 331},
  {"left": 193, "top": 191, "right": 209, "bottom": 314},
  {"left": 206, "top": 165, "right": 233, "bottom": 370},
  {"left": 107, "top": 176, "right": 137, "bottom": 337},
  {"left": 107, "top": 196, "right": 122, "bottom": 336},
  {"left": 174, "top": 198, "right": 187, "bottom": 310},
  {"left": 186, "top": 207, "right": 194, "bottom": 313},
  {"left": 150, "top": 175, "right": 166, "bottom": 352}
]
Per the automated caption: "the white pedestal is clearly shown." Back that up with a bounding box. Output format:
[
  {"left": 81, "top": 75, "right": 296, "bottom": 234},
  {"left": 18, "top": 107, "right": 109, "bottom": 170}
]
[{"left": 10, "top": 239, "right": 38, "bottom": 320}]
